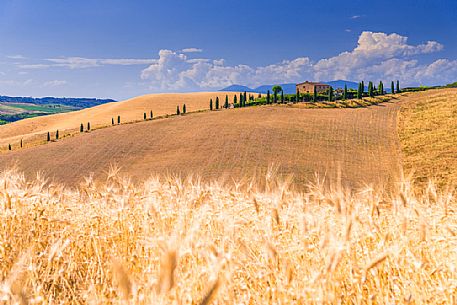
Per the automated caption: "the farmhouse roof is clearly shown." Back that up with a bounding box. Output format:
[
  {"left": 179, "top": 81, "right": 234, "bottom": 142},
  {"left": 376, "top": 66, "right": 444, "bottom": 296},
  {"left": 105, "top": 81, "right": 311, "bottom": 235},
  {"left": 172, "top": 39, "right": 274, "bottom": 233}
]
[{"left": 296, "top": 81, "right": 329, "bottom": 86}]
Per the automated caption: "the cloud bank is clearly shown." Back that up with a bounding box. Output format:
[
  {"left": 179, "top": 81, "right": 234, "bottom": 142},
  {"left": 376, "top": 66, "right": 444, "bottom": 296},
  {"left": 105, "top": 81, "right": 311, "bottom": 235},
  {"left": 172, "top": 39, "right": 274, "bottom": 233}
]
[
  {"left": 140, "top": 31, "right": 455, "bottom": 90},
  {"left": 10, "top": 32, "right": 457, "bottom": 92}
]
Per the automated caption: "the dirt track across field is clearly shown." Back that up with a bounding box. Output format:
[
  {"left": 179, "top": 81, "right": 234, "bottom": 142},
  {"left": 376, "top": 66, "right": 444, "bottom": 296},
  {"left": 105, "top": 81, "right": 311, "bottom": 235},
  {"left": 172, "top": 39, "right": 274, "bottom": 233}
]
[{"left": 0, "top": 101, "right": 401, "bottom": 190}]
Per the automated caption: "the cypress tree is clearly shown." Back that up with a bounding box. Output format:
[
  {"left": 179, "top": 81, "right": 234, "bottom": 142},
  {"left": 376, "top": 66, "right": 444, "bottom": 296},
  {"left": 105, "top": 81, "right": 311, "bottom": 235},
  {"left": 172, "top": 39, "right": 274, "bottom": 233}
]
[
  {"left": 357, "top": 83, "right": 362, "bottom": 99},
  {"left": 313, "top": 86, "right": 317, "bottom": 102},
  {"left": 183, "top": 104, "right": 186, "bottom": 114},
  {"left": 368, "top": 81, "right": 373, "bottom": 97},
  {"left": 20, "top": 139, "right": 22, "bottom": 148},
  {"left": 176, "top": 105, "right": 180, "bottom": 115},
  {"left": 391, "top": 81, "right": 395, "bottom": 94},
  {"left": 225, "top": 95, "right": 229, "bottom": 108},
  {"left": 47, "top": 132, "right": 50, "bottom": 142},
  {"left": 112, "top": 118, "right": 114, "bottom": 125},
  {"left": 266, "top": 90, "right": 271, "bottom": 104},
  {"left": 378, "top": 81, "right": 384, "bottom": 95},
  {"left": 216, "top": 97, "right": 219, "bottom": 109},
  {"left": 87, "top": 122, "right": 91, "bottom": 131},
  {"left": 243, "top": 91, "right": 247, "bottom": 105},
  {"left": 144, "top": 112, "right": 146, "bottom": 120},
  {"left": 8, "top": 144, "right": 11, "bottom": 151},
  {"left": 396, "top": 80, "right": 400, "bottom": 93},
  {"left": 328, "top": 87, "right": 333, "bottom": 101},
  {"left": 117, "top": 116, "right": 120, "bottom": 124},
  {"left": 150, "top": 111, "right": 153, "bottom": 119},
  {"left": 361, "top": 81, "right": 365, "bottom": 95},
  {"left": 296, "top": 88, "right": 300, "bottom": 103},
  {"left": 240, "top": 93, "right": 243, "bottom": 106},
  {"left": 273, "top": 90, "right": 278, "bottom": 103},
  {"left": 56, "top": 130, "right": 59, "bottom": 140},
  {"left": 234, "top": 95, "right": 237, "bottom": 105},
  {"left": 343, "top": 84, "right": 348, "bottom": 100},
  {"left": 210, "top": 98, "right": 213, "bottom": 110},
  {"left": 281, "top": 90, "right": 284, "bottom": 103},
  {"left": 258, "top": 93, "right": 261, "bottom": 99},
  {"left": 80, "top": 123, "right": 84, "bottom": 132}
]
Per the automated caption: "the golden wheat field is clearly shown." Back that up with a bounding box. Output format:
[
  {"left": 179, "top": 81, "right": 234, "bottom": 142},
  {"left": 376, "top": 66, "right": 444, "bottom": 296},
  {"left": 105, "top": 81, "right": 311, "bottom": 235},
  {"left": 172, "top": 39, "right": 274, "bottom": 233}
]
[
  {"left": 1, "top": 89, "right": 457, "bottom": 304},
  {"left": 398, "top": 88, "right": 457, "bottom": 189},
  {"left": 0, "top": 167, "right": 456, "bottom": 304}
]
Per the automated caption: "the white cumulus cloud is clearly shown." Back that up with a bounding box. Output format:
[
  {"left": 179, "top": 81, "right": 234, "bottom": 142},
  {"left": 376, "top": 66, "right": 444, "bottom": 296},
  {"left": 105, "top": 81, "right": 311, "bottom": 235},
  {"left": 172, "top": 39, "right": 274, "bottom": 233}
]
[
  {"left": 43, "top": 80, "right": 67, "bottom": 87},
  {"left": 181, "top": 48, "right": 203, "bottom": 53}
]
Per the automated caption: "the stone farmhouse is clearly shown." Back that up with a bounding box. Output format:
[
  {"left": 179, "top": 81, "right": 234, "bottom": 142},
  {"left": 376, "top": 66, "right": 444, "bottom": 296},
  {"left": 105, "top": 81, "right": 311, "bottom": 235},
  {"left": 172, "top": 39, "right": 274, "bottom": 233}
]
[{"left": 296, "top": 81, "right": 330, "bottom": 94}]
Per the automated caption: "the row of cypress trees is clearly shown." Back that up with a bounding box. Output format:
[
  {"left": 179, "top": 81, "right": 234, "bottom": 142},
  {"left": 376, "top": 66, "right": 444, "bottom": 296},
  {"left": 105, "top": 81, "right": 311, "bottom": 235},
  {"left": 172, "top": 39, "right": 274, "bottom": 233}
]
[
  {"left": 355, "top": 80, "right": 400, "bottom": 100},
  {"left": 176, "top": 104, "right": 187, "bottom": 115}
]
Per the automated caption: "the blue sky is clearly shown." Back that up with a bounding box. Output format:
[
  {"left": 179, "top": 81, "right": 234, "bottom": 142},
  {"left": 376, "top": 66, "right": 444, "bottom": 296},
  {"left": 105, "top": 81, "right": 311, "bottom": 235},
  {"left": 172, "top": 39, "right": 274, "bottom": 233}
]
[{"left": 0, "top": 0, "right": 456, "bottom": 100}]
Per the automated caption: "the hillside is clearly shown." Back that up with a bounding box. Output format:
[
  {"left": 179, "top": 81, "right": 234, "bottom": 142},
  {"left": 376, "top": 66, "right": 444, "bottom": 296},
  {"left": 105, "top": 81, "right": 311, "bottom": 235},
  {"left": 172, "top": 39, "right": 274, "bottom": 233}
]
[
  {"left": 398, "top": 88, "right": 457, "bottom": 188},
  {"left": 0, "top": 92, "right": 239, "bottom": 147},
  {"left": 0, "top": 101, "right": 401, "bottom": 189}
]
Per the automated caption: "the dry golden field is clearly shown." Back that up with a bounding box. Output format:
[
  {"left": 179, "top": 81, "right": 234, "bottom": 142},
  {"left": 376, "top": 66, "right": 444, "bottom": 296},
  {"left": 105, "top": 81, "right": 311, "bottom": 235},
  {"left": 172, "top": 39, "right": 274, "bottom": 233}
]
[
  {"left": 0, "top": 100, "right": 401, "bottom": 190},
  {"left": 1, "top": 89, "right": 457, "bottom": 304},
  {"left": 0, "top": 168, "right": 456, "bottom": 304},
  {"left": 398, "top": 88, "right": 457, "bottom": 189},
  {"left": 0, "top": 92, "right": 244, "bottom": 147}
]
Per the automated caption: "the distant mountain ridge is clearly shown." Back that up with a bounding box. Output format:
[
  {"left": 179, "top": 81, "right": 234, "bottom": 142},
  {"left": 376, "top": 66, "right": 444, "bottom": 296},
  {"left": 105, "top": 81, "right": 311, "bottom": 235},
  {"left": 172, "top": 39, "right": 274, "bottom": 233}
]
[
  {"left": 220, "top": 80, "right": 360, "bottom": 94},
  {"left": 0, "top": 95, "right": 116, "bottom": 108}
]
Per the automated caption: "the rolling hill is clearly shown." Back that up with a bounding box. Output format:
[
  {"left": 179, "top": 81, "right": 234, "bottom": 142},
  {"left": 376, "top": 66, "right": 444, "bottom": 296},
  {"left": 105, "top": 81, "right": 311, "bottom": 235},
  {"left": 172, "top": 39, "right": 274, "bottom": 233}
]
[
  {"left": 0, "top": 92, "right": 240, "bottom": 147},
  {"left": 0, "top": 95, "right": 401, "bottom": 189}
]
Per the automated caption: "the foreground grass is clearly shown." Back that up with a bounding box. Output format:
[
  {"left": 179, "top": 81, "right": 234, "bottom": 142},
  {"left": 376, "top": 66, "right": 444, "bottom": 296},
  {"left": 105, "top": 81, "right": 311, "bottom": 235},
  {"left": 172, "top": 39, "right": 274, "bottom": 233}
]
[
  {"left": 398, "top": 89, "right": 457, "bottom": 189},
  {"left": 0, "top": 168, "right": 456, "bottom": 304}
]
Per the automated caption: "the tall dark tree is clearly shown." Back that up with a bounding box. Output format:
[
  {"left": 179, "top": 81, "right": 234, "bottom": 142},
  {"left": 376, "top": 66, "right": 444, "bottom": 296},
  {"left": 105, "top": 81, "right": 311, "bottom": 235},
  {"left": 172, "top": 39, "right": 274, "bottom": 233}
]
[
  {"left": 240, "top": 93, "right": 243, "bottom": 106},
  {"left": 368, "top": 81, "right": 374, "bottom": 97},
  {"left": 144, "top": 112, "right": 147, "bottom": 120},
  {"left": 343, "top": 84, "right": 348, "bottom": 100},
  {"left": 210, "top": 98, "right": 213, "bottom": 110},
  {"left": 150, "top": 111, "right": 153, "bottom": 119},
  {"left": 391, "top": 81, "right": 395, "bottom": 94},
  {"left": 56, "top": 130, "right": 59, "bottom": 140},
  {"left": 225, "top": 95, "right": 229, "bottom": 109},
  {"left": 243, "top": 92, "right": 247, "bottom": 105},
  {"left": 80, "top": 123, "right": 84, "bottom": 132},
  {"left": 112, "top": 118, "right": 114, "bottom": 125},
  {"left": 361, "top": 81, "right": 365, "bottom": 95},
  {"left": 117, "top": 116, "right": 120, "bottom": 124},
  {"left": 20, "top": 139, "right": 22, "bottom": 148},
  {"left": 396, "top": 80, "right": 400, "bottom": 93},
  {"left": 357, "top": 83, "right": 362, "bottom": 99},
  {"left": 378, "top": 81, "right": 384, "bottom": 95},
  {"left": 328, "top": 87, "right": 334, "bottom": 101},
  {"left": 313, "top": 86, "right": 317, "bottom": 102},
  {"left": 8, "top": 144, "right": 11, "bottom": 151},
  {"left": 183, "top": 104, "right": 186, "bottom": 114},
  {"left": 47, "top": 132, "right": 50, "bottom": 142},
  {"left": 87, "top": 122, "right": 91, "bottom": 131},
  {"left": 234, "top": 95, "right": 237, "bottom": 105},
  {"left": 281, "top": 90, "right": 284, "bottom": 103},
  {"left": 176, "top": 105, "right": 180, "bottom": 115},
  {"left": 215, "top": 97, "right": 219, "bottom": 109},
  {"left": 296, "top": 88, "right": 300, "bottom": 103},
  {"left": 266, "top": 90, "right": 271, "bottom": 104}
]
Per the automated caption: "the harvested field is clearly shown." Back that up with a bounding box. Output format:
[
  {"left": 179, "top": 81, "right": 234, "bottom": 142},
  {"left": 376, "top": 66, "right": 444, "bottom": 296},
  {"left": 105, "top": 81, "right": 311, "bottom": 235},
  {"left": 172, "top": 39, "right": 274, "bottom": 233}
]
[
  {"left": 0, "top": 92, "right": 242, "bottom": 147},
  {"left": 0, "top": 101, "right": 401, "bottom": 190},
  {"left": 398, "top": 88, "right": 457, "bottom": 189}
]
